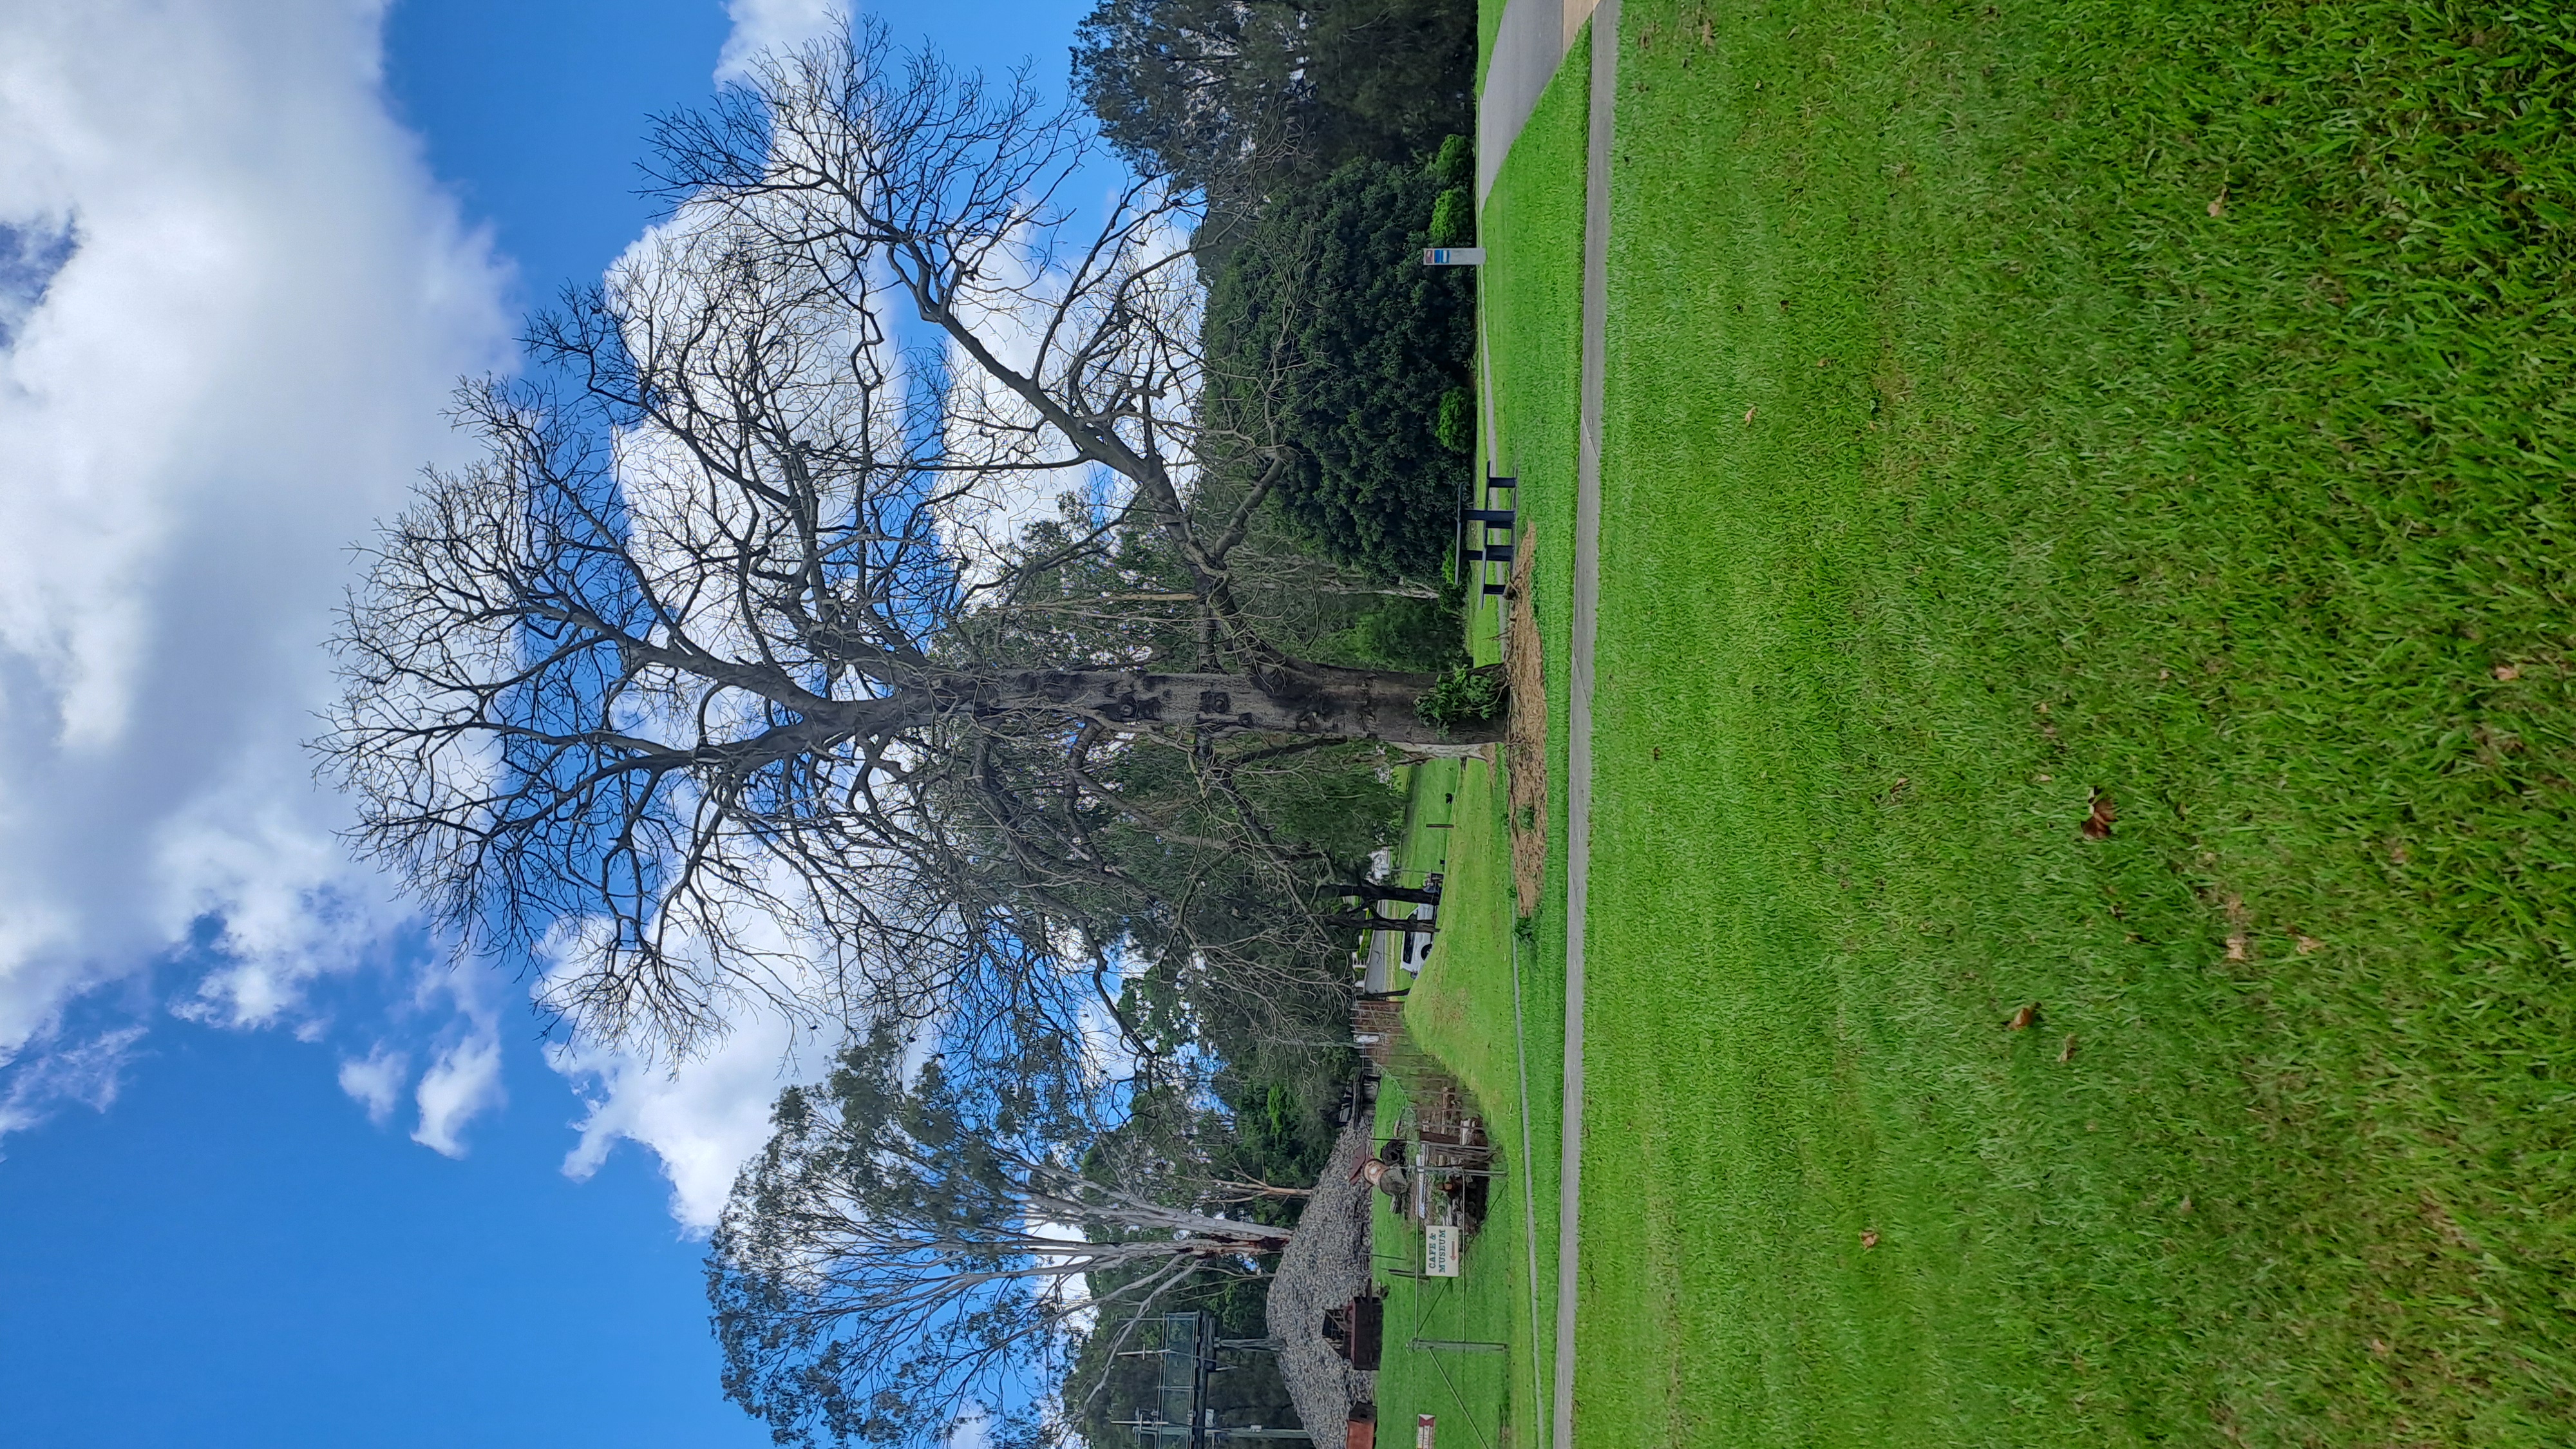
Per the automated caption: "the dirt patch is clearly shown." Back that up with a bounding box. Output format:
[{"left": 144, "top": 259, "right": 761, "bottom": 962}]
[{"left": 1504, "top": 526, "right": 1547, "bottom": 916}]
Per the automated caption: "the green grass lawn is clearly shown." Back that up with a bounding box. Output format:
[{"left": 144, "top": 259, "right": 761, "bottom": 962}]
[
  {"left": 1367, "top": 1061, "right": 1523, "bottom": 1449},
  {"left": 1360, "top": 34, "right": 1599, "bottom": 1449},
  {"left": 1375, "top": 755, "right": 1558, "bottom": 1449},
  {"left": 1428, "top": 1, "right": 2576, "bottom": 1445},
  {"left": 1469, "top": 28, "right": 1588, "bottom": 683}
]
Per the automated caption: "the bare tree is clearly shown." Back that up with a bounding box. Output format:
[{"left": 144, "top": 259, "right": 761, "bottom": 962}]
[
  {"left": 643, "top": 22, "right": 1468, "bottom": 712},
  {"left": 712, "top": 1027, "right": 1291, "bottom": 1449},
  {"left": 317, "top": 22, "right": 1496, "bottom": 1057}
]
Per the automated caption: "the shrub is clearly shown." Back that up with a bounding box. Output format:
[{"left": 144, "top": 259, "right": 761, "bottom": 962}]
[
  {"left": 1416, "top": 666, "right": 1504, "bottom": 734},
  {"left": 1427, "top": 133, "right": 1471, "bottom": 191},
  {"left": 1428, "top": 187, "right": 1473, "bottom": 245},
  {"left": 1434, "top": 386, "right": 1475, "bottom": 455}
]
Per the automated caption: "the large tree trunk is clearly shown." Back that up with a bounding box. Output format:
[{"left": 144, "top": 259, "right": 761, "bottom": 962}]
[
  {"left": 1314, "top": 912, "right": 1435, "bottom": 934},
  {"left": 1334, "top": 882, "right": 1441, "bottom": 906},
  {"left": 968, "top": 662, "right": 1503, "bottom": 746}
]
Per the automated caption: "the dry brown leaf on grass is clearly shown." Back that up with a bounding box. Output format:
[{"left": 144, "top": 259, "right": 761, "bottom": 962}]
[
  {"left": 2225, "top": 934, "right": 2249, "bottom": 961},
  {"left": 2494, "top": 662, "right": 2521, "bottom": 681},
  {"left": 2080, "top": 789, "right": 2117, "bottom": 838},
  {"left": 2007, "top": 1003, "right": 2040, "bottom": 1031},
  {"left": 2058, "top": 1034, "right": 2078, "bottom": 1063},
  {"left": 1860, "top": 1229, "right": 1879, "bottom": 1249},
  {"left": 2296, "top": 934, "right": 2324, "bottom": 955},
  {"left": 1743, "top": 406, "right": 1757, "bottom": 424}
]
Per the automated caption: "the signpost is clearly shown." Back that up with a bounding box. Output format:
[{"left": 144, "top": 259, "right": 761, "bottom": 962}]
[
  {"left": 1423, "top": 1224, "right": 1461, "bottom": 1278},
  {"left": 1421, "top": 247, "right": 1486, "bottom": 266}
]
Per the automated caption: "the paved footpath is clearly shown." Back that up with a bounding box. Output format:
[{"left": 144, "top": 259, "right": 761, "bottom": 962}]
[
  {"left": 1478, "top": 0, "right": 1607, "bottom": 203},
  {"left": 1554, "top": 6, "right": 1616, "bottom": 1448},
  {"left": 1477, "top": 2, "right": 1619, "bottom": 1446}
]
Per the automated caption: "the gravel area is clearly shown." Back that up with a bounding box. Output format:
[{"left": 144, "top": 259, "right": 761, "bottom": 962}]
[{"left": 1264, "top": 1117, "right": 1379, "bottom": 1435}]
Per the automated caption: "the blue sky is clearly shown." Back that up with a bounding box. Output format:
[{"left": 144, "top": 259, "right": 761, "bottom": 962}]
[{"left": 0, "top": 1, "right": 1088, "bottom": 1442}]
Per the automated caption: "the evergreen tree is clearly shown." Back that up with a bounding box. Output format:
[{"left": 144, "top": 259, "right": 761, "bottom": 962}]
[
  {"left": 1202, "top": 155, "right": 1474, "bottom": 580},
  {"left": 1070, "top": 0, "right": 1472, "bottom": 203}
]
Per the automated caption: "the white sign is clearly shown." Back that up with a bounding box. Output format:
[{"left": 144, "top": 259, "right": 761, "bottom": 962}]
[
  {"left": 1422, "top": 247, "right": 1486, "bottom": 266},
  {"left": 1423, "top": 1224, "right": 1462, "bottom": 1277}
]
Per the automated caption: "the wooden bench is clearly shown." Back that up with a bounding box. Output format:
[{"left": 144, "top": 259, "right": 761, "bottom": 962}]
[{"left": 1457, "top": 473, "right": 1518, "bottom": 598}]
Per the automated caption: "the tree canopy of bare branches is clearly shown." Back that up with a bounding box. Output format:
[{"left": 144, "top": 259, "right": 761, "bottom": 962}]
[{"left": 317, "top": 21, "right": 1497, "bottom": 1059}]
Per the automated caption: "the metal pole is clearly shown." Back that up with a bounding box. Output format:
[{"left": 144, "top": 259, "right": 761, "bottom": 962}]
[{"left": 1191, "top": 1312, "right": 1213, "bottom": 1449}]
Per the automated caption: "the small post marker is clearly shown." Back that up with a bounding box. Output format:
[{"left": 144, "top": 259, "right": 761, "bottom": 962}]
[
  {"left": 1416, "top": 1416, "right": 1436, "bottom": 1449},
  {"left": 1423, "top": 247, "right": 1486, "bottom": 266}
]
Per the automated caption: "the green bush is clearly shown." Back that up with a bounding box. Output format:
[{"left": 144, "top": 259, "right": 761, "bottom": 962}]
[
  {"left": 1427, "top": 133, "right": 1471, "bottom": 191},
  {"left": 1428, "top": 187, "right": 1472, "bottom": 246},
  {"left": 1415, "top": 666, "right": 1504, "bottom": 734},
  {"left": 1426, "top": 136, "right": 1475, "bottom": 247},
  {"left": 1433, "top": 386, "right": 1474, "bottom": 455}
]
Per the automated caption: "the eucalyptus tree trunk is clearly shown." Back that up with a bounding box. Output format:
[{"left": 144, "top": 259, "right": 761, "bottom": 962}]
[{"left": 968, "top": 664, "right": 1501, "bottom": 746}]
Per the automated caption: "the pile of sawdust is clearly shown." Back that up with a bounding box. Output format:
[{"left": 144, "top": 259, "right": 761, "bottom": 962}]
[{"left": 1504, "top": 526, "right": 1546, "bottom": 916}]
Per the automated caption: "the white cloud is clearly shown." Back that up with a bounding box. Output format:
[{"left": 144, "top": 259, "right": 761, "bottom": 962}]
[
  {"left": 542, "top": 885, "right": 844, "bottom": 1231},
  {"left": 0, "top": 0, "right": 511, "bottom": 1107},
  {"left": 0, "top": 0, "right": 1136, "bottom": 1232},
  {"left": 412, "top": 1030, "right": 504, "bottom": 1158},
  {"left": 716, "top": 0, "right": 848, "bottom": 84},
  {"left": 552, "top": 1006, "right": 833, "bottom": 1232},
  {"left": 936, "top": 234, "right": 1094, "bottom": 579},
  {"left": 403, "top": 966, "right": 505, "bottom": 1156},
  {"left": 336, "top": 1045, "right": 408, "bottom": 1127},
  {"left": 0, "top": 1025, "right": 146, "bottom": 1143}
]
